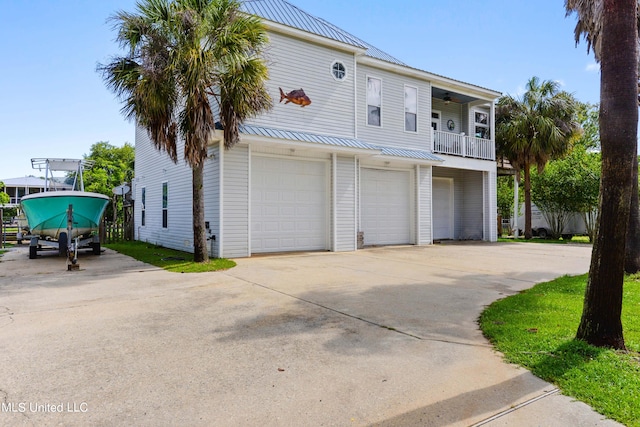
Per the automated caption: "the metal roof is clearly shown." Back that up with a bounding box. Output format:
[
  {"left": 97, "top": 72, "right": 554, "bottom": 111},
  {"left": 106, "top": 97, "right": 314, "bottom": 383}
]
[
  {"left": 239, "top": 124, "right": 372, "bottom": 150},
  {"left": 239, "top": 124, "right": 443, "bottom": 162},
  {"left": 315, "top": 17, "right": 407, "bottom": 66},
  {"left": 373, "top": 146, "right": 443, "bottom": 162},
  {"left": 241, "top": 1, "right": 498, "bottom": 95},
  {"left": 242, "top": 0, "right": 405, "bottom": 65},
  {"left": 242, "top": 0, "right": 365, "bottom": 48}
]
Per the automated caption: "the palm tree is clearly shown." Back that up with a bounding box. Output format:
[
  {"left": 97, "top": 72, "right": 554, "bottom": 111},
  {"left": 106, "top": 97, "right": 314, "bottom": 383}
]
[
  {"left": 566, "top": 0, "right": 638, "bottom": 349},
  {"left": 99, "top": 0, "right": 272, "bottom": 262},
  {"left": 496, "top": 77, "right": 582, "bottom": 239},
  {"left": 566, "top": 0, "right": 640, "bottom": 274}
]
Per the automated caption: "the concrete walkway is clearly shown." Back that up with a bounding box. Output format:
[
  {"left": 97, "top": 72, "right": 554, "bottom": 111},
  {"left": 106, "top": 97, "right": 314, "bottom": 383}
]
[{"left": 0, "top": 243, "right": 622, "bottom": 426}]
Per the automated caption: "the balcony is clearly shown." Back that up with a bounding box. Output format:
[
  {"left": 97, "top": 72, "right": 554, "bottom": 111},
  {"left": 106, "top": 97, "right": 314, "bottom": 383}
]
[{"left": 432, "top": 130, "right": 495, "bottom": 161}]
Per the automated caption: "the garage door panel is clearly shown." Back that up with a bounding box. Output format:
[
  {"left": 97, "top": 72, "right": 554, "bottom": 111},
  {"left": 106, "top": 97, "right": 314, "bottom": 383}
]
[
  {"left": 252, "top": 156, "right": 327, "bottom": 253},
  {"left": 433, "top": 178, "right": 453, "bottom": 240},
  {"left": 361, "top": 168, "right": 411, "bottom": 246}
]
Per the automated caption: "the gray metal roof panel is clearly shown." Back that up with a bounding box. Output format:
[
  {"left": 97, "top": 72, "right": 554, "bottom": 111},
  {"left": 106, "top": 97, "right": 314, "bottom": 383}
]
[
  {"left": 315, "top": 17, "right": 407, "bottom": 66},
  {"left": 373, "top": 146, "right": 444, "bottom": 162},
  {"left": 242, "top": 1, "right": 499, "bottom": 95},
  {"left": 239, "top": 124, "right": 372, "bottom": 150},
  {"left": 239, "top": 124, "right": 444, "bottom": 162},
  {"left": 242, "top": 0, "right": 365, "bottom": 48}
]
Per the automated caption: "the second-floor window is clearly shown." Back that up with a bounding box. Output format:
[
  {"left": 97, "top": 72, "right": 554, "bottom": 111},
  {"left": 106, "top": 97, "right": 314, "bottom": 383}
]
[
  {"left": 474, "top": 111, "right": 490, "bottom": 139},
  {"left": 405, "top": 85, "right": 417, "bottom": 132},
  {"left": 367, "top": 76, "right": 381, "bottom": 126}
]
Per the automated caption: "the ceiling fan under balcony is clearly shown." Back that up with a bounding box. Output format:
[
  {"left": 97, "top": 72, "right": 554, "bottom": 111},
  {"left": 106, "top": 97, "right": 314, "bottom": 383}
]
[{"left": 442, "top": 92, "right": 462, "bottom": 104}]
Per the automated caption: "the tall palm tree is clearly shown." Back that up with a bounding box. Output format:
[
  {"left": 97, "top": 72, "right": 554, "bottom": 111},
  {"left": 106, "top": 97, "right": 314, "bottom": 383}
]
[
  {"left": 99, "top": 0, "right": 272, "bottom": 262},
  {"left": 566, "top": 0, "right": 639, "bottom": 349},
  {"left": 496, "top": 77, "right": 582, "bottom": 239},
  {"left": 567, "top": 0, "right": 640, "bottom": 274}
]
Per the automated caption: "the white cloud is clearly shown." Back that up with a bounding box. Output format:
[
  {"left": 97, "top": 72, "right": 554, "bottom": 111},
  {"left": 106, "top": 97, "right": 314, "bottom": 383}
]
[{"left": 586, "top": 63, "right": 600, "bottom": 72}]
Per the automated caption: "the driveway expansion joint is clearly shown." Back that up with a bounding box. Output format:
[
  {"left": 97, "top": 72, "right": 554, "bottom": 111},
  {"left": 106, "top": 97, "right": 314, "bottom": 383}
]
[{"left": 469, "top": 388, "right": 560, "bottom": 426}]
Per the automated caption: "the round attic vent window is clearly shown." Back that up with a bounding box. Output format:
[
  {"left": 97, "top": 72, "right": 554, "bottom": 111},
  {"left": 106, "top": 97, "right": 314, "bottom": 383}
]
[{"left": 331, "top": 61, "right": 346, "bottom": 81}]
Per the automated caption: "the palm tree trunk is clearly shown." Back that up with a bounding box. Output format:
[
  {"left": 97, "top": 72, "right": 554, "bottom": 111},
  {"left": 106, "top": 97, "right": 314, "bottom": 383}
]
[
  {"left": 625, "top": 158, "right": 640, "bottom": 274},
  {"left": 523, "top": 163, "right": 533, "bottom": 239},
  {"left": 576, "top": 0, "right": 637, "bottom": 349},
  {"left": 192, "top": 163, "right": 209, "bottom": 263}
]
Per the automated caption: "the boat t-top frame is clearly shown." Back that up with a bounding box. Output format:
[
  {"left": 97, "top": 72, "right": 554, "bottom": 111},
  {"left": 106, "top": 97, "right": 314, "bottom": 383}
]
[{"left": 31, "top": 158, "right": 95, "bottom": 192}]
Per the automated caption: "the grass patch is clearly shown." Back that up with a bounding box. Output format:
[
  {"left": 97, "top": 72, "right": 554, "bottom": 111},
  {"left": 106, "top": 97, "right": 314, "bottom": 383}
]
[
  {"left": 480, "top": 274, "right": 640, "bottom": 426},
  {"left": 498, "top": 235, "right": 591, "bottom": 244},
  {"left": 105, "top": 241, "right": 236, "bottom": 273}
]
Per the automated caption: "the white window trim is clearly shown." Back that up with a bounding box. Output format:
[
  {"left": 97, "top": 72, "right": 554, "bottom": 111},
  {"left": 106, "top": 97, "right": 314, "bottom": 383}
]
[
  {"left": 161, "top": 181, "right": 168, "bottom": 230},
  {"left": 431, "top": 110, "right": 442, "bottom": 131},
  {"left": 140, "top": 186, "right": 146, "bottom": 227},
  {"left": 366, "top": 75, "right": 383, "bottom": 128},
  {"left": 331, "top": 60, "right": 347, "bottom": 81},
  {"left": 473, "top": 109, "right": 490, "bottom": 139},
  {"left": 404, "top": 84, "right": 418, "bottom": 133}
]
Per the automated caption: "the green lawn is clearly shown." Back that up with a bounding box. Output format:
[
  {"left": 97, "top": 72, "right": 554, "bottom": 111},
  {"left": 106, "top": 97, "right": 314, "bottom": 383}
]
[
  {"left": 480, "top": 274, "right": 640, "bottom": 426},
  {"left": 105, "top": 241, "right": 236, "bottom": 273},
  {"left": 498, "top": 235, "right": 591, "bottom": 244}
]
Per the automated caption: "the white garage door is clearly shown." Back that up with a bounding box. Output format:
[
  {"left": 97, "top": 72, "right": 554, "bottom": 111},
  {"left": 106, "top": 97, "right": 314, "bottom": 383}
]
[
  {"left": 252, "top": 156, "right": 327, "bottom": 253},
  {"left": 361, "top": 168, "right": 411, "bottom": 246},
  {"left": 433, "top": 177, "right": 454, "bottom": 240}
]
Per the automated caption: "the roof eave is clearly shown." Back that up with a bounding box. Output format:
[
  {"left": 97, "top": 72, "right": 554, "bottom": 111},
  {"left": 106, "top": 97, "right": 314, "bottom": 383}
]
[
  {"left": 358, "top": 56, "right": 502, "bottom": 100},
  {"left": 263, "top": 20, "right": 368, "bottom": 56}
]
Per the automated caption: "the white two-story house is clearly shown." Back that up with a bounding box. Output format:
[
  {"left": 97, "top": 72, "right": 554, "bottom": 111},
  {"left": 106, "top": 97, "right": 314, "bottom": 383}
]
[{"left": 134, "top": 0, "right": 501, "bottom": 258}]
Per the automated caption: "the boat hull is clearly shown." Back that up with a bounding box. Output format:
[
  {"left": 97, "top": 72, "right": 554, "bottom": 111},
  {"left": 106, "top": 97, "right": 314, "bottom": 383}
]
[{"left": 21, "top": 191, "right": 110, "bottom": 240}]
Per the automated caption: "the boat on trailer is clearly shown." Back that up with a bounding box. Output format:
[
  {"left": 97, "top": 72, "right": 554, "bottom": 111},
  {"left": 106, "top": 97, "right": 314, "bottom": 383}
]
[{"left": 20, "top": 158, "right": 110, "bottom": 260}]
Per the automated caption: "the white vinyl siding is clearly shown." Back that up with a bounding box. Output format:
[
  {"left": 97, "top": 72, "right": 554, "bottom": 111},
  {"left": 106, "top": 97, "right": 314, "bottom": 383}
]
[
  {"left": 360, "top": 168, "right": 411, "bottom": 246},
  {"left": 417, "top": 165, "right": 432, "bottom": 245},
  {"left": 246, "top": 32, "right": 355, "bottom": 137},
  {"left": 223, "top": 145, "right": 250, "bottom": 258},
  {"left": 252, "top": 155, "right": 328, "bottom": 253},
  {"left": 432, "top": 98, "right": 463, "bottom": 138},
  {"left": 484, "top": 170, "right": 498, "bottom": 241},
  {"left": 335, "top": 156, "right": 357, "bottom": 251},
  {"left": 134, "top": 125, "right": 193, "bottom": 250},
  {"left": 204, "top": 143, "right": 221, "bottom": 257},
  {"left": 357, "top": 64, "right": 431, "bottom": 151}
]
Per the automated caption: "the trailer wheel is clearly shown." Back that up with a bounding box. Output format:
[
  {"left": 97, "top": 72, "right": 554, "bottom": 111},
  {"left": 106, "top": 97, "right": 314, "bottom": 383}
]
[
  {"left": 562, "top": 233, "right": 574, "bottom": 241},
  {"left": 92, "top": 242, "right": 101, "bottom": 255},
  {"left": 537, "top": 228, "right": 549, "bottom": 239},
  {"left": 29, "top": 245, "right": 37, "bottom": 259},
  {"left": 58, "top": 232, "right": 68, "bottom": 257}
]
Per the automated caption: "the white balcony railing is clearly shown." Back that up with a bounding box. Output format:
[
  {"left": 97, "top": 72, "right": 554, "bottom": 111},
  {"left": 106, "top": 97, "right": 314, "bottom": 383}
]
[{"left": 433, "top": 130, "right": 495, "bottom": 160}]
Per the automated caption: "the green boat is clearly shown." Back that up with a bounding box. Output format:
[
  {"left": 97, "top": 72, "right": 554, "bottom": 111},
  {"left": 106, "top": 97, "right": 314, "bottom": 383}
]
[
  {"left": 21, "top": 191, "right": 109, "bottom": 239},
  {"left": 20, "top": 158, "right": 110, "bottom": 259}
]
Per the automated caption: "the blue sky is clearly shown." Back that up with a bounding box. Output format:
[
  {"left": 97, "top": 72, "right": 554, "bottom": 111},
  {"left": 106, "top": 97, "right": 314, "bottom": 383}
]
[{"left": 0, "top": 0, "right": 600, "bottom": 179}]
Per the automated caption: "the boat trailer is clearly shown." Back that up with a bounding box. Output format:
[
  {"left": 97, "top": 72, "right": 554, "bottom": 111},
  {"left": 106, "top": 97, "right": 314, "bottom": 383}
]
[{"left": 28, "top": 204, "right": 101, "bottom": 269}]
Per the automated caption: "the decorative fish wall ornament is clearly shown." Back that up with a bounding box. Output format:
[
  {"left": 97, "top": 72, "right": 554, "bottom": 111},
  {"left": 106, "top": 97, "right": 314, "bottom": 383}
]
[{"left": 279, "top": 87, "right": 312, "bottom": 107}]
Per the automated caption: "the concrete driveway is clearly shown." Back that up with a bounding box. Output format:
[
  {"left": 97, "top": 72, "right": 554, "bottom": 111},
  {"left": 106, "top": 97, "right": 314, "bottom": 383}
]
[{"left": 0, "top": 243, "right": 622, "bottom": 426}]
